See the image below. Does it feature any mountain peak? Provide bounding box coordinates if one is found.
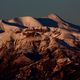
[0,14,80,80]
[47,13,64,23]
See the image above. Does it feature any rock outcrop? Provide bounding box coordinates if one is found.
[0,14,80,80]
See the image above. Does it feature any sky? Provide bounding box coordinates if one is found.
[0,0,80,25]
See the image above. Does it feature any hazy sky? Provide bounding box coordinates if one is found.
[0,0,80,25]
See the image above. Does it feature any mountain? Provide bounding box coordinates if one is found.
[0,14,80,80]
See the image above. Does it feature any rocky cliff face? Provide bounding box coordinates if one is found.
[0,14,80,80]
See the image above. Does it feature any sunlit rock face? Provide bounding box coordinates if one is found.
[0,14,80,80]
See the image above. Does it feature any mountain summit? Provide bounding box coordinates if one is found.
[0,14,80,80]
